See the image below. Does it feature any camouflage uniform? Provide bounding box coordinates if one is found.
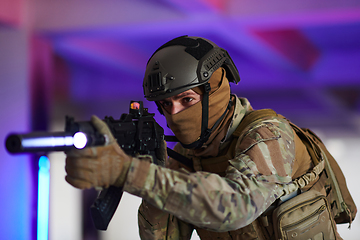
[123,96,313,239]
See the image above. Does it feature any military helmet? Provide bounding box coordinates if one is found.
[143,35,240,101]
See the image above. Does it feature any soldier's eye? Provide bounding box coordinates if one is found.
[183,97,193,103]
[159,101,172,107]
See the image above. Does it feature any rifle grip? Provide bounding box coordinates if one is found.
[90,186,124,230]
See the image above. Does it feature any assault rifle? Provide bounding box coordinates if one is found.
[5,101,165,230]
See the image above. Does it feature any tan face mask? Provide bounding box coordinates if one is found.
[163,68,231,147]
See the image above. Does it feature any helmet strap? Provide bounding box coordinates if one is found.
[155,101,164,115]
[200,82,212,141]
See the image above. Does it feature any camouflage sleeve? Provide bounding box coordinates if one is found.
[124,117,295,232]
[137,149,194,240]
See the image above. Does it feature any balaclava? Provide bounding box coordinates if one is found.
[163,67,233,150]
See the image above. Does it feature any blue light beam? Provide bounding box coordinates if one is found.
[37,156,50,240]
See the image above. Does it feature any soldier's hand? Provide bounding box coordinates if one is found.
[65,115,132,189]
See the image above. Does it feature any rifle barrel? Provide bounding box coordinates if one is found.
[5,132,75,153]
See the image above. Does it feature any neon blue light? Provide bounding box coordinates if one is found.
[37,156,50,240]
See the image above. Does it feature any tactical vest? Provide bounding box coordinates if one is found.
[190,109,356,240]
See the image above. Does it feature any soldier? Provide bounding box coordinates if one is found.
[65,36,350,239]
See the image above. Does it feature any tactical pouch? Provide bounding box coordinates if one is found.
[272,189,336,240]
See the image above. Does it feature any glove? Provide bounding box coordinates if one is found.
[65,115,132,189]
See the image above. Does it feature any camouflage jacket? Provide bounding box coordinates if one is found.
[123,96,306,240]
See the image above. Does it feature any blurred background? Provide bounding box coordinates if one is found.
[1,0,360,239]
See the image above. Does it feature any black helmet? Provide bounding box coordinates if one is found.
[143,35,240,101]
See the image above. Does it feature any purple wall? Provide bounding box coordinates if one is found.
[0,28,34,239]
